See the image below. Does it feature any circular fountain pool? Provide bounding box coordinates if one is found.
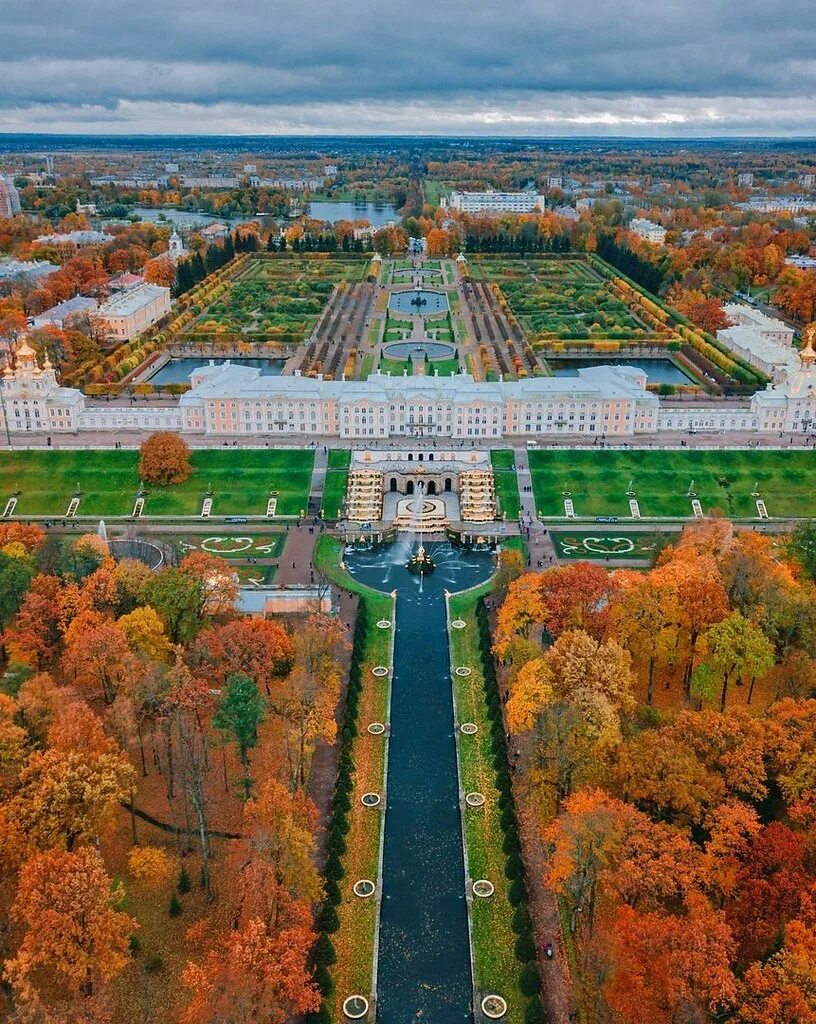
[382,340,455,361]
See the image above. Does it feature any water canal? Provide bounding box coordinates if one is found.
[345,541,494,1024]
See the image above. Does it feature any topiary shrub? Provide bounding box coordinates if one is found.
[168,893,182,917]
[519,961,542,996]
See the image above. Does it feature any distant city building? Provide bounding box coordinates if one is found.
[785,254,816,269]
[448,190,546,214]
[107,272,145,293]
[90,176,162,188]
[242,164,257,174]
[30,296,98,330]
[324,165,338,176]
[799,173,816,189]
[180,175,241,189]
[0,176,21,217]
[264,177,323,191]
[164,162,179,174]
[553,205,580,222]
[629,218,667,244]
[90,284,171,341]
[75,201,97,216]
[33,230,111,250]
[545,176,563,190]
[0,259,59,285]
[575,197,601,210]
[737,172,754,187]
[199,223,230,242]
[740,196,816,214]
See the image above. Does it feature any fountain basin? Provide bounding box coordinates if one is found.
[388,289,449,315]
[382,340,455,361]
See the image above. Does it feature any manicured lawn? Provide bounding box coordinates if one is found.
[168,531,286,560]
[322,449,351,518]
[0,449,314,518]
[491,450,521,519]
[550,528,678,561]
[448,585,525,1024]
[528,449,816,519]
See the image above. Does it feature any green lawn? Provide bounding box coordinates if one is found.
[490,450,521,519]
[322,449,351,518]
[0,449,314,518]
[528,449,816,519]
[448,586,525,1024]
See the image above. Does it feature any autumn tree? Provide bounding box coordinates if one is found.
[189,617,294,695]
[8,740,135,854]
[182,907,319,1024]
[4,847,135,1018]
[605,898,737,1024]
[508,630,634,804]
[697,612,775,712]
[139,431,192,486]
[180,551,238,617]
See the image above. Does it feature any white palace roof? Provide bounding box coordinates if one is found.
[180,361,658,407]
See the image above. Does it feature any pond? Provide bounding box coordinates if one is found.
[389,289,450,316]
[103,206,256,229]
[345,541,494,1024]
[306,200,399,226]
[548,356,695,385]
[147,357,286,385]
[382,340,455,361]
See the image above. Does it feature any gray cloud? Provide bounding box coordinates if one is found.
[1,0,816,133]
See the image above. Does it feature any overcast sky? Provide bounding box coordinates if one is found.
[1,0,816,136]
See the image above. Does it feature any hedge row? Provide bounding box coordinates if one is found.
[474,598,549,1024]
[307,598,373,1024]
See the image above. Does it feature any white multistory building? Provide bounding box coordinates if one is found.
[447,191,546,214]
[90,284,171,342]
[0,176,21,217]
[629,218,667,244]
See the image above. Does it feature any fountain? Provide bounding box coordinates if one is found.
[410,287,428,309]
[97,520,108,550]
[406,544,436,575]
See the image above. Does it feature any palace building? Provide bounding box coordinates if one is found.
[1,333,816,439]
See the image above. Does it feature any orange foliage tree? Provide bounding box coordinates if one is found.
[4,847,135,1017]
[139,431,192,485]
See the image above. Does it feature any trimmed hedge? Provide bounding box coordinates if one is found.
[474,598,545,1020]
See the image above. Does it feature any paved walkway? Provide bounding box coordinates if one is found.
[275,521,325,586]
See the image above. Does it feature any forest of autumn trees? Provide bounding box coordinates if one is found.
[496,520,816,1024]
[0,522,345,1023]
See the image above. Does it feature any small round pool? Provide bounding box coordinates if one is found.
[383,341,455,360]
[389,289,449,315]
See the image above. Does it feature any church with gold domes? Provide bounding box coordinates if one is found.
[0,337,85,433]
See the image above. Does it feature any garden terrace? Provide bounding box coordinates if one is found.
[460,276,543,381]
[468,255,766,393]
[528,448,816,520]
[180,254,371,347]
[295,277,377,380]
[0,448,314,518]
